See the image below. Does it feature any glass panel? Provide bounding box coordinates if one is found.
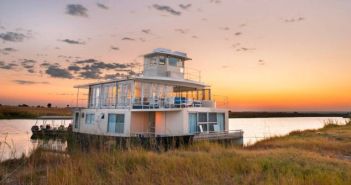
[197,124,208,133]
[159,57,166,65]
[188,113,197,134]
[115,114,124,133]
[107,114,116,133]
[209,113,217,122]
[85,114,95,124]
[217,113,225,131]
[74,112,79,128]
[198,113,207,122]
[134,81,141,105]
[209,123,216,132]
[168,57,178,66]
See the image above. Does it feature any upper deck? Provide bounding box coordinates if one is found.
[73,49,227,110]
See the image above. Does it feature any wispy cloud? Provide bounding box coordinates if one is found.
[0,32,27,42]
[0,47,17,55]
[179,4,192,10]
[284,17,305,23]
[152,4,181,16]
[21,59,36,73]
[258,59,265,65]
[60,39,85,45]
[174,28,188,34]
[141,29,151,34]
[66,4,88,17]
[219,27,230,31]
[0,61,18,70]
[111,46,119,50]
[96,3,109,10]
[13,80,49,85]
[45,64,74,79]
[121,37,135,41]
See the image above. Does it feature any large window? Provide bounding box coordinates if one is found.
[85,113,95,125]
[107,114,125,134]
[190,112,225,134]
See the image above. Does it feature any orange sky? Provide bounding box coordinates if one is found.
[0,0,351,111]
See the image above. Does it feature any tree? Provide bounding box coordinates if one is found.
[47,103,52,108]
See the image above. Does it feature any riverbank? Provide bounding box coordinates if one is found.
[0,106,72,119]
[1,120,351,184]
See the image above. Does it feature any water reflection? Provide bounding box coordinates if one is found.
[0,117,349,161]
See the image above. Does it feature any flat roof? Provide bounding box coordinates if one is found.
[74,76,209,89]
[144,48,192,60]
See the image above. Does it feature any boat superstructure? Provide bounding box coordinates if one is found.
[72,48,241,142]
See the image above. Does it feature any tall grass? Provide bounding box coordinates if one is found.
[2,122,351,185]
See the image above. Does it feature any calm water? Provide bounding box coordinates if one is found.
[229,117,348,145]
[0,117,348,161]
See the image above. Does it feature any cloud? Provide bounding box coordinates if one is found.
[60,39,85,45]
[0,47,17,55]
[141,29,151,34]
[111,46,119,50]
[21,59,36,73]
[67,65,81,72]
[73,59,135,79]
[0,32,27,42]
[46,65,73,79]
[220,27,230,31]
[284,17,305,23]
[96,3,108,10]
[234,32,242,36]
[121,37,135,41]
[0,61,18,70]
[192,35,198,39]
[152,4,181,16]
[38,59,137,80]
[66,4,88,17]
[179,4,192,10]
[174,29,188,34]
[13,80,49,85]
[210,0,221,4]
[79,68,101,79]
[258,59,265,65]
[236,47,256,52]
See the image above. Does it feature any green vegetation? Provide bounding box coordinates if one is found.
[1,120,351,185]
[0,105,72,119]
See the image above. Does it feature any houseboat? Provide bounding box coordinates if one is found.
[72,48,243,144]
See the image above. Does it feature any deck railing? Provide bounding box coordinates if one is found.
[128,130,244,139]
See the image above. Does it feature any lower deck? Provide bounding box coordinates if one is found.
[72,107,231,138]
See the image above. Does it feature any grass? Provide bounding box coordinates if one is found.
[0,105,72,119]
[1,120,351,185]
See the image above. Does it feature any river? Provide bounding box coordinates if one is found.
[0,117,348,161]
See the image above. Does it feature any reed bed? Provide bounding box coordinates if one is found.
[1,119,351,185]
[0,106,71,119]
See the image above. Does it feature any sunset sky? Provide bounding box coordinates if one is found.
[0,0,351,111]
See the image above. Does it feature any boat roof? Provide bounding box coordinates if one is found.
[144,48,192,60]
[74,76,209,89]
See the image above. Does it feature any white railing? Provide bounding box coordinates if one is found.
[193,130,244,140]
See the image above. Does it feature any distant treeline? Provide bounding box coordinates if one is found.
[0,105,72,119]
[229,111,351,118]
